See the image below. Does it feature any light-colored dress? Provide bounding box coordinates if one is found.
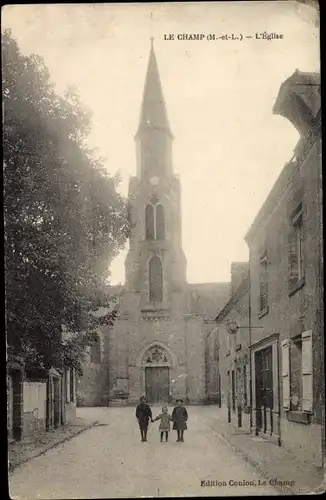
[155,413,172,431]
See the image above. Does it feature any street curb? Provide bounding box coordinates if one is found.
[216,429,295,495]
[215,428,324,496]
[9,420,99,474]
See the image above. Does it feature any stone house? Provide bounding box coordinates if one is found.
[244,71,322,466]
[215,263,250,430]
[205,325,220,405]
[7,325,77,441]
[7,361,76,440]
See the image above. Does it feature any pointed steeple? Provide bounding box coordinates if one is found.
[136,39,173,138]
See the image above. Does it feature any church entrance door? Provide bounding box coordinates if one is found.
[145,367,169,404]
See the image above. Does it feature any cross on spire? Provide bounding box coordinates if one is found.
[150,11,153,42]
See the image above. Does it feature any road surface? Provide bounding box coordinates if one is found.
[9,406,278,498]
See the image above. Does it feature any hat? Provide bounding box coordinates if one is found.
[176,398,184,403]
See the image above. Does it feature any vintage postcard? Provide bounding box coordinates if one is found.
[4,1,322,498]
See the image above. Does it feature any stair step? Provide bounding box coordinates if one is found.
[109,399,129,407]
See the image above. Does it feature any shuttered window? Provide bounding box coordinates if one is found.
[281,339,290,410]
[259,252,268,313]
[288,231,298,287]
[289,203,304,293]
[301,330,313,412]
[289,337,302,410]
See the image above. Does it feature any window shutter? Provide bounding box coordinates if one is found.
[288,231,298,287]
[260,282,268,311]
[301,330,313,412]
[281,339,290,410]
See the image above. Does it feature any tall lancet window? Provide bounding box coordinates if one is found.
[149,256,163,302]
[145,197,165,240]
[145,204,155,239]
[156,204,165,240]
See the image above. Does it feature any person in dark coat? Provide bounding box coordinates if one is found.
[136,396,152,442]
[172,398,188,442]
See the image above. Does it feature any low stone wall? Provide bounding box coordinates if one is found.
[23,411,46,436]
[23,382,47,436]
[65,402,76,424]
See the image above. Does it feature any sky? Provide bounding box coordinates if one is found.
[3,2,320,285]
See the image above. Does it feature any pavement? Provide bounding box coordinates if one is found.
[208,406,325,496]
[8,406,324,498]
[9,405,279,499]
[8,416,99,473]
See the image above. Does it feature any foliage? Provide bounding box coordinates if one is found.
[3,30,130,374]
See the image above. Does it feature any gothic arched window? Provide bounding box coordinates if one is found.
[145,346,169,364]
[149,256,163,302]
[156,204,165,240]
[145,199,165,240]
[145,204,155,240]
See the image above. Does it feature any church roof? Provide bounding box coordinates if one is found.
[188,282,231,320]
[135,39,173,138]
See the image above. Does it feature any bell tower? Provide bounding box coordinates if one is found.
[81,38,228,408]
[124,39,187,313]
[135,37,173,180]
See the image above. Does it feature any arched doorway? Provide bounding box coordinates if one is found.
[142,345,171,404]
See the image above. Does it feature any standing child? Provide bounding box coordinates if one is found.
[136,396,153,442]
[152,406,172,442]
[172,398,188,442]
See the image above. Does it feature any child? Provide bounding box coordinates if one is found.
[152,406,172,442]
[172,398,188,442]
[136,396,153,442]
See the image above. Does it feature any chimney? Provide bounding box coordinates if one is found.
[231,262,249,294]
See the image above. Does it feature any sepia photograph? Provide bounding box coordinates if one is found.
[3,1,323,498]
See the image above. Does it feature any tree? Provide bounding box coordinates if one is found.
[3,30,130,374]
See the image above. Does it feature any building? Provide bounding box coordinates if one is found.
[7,322,77,441]
[7,355,76,440]
[215,263,250,429]
[7,349,25,442]
[244,70,322,466]
[77,40,230,406]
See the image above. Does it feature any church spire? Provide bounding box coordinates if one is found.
[136,39,173,138]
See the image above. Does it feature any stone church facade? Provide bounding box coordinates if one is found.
[77,41,230,406]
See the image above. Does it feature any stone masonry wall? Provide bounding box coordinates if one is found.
[247,139,323,465]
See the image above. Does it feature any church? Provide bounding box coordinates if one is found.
[77,40,231,406]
